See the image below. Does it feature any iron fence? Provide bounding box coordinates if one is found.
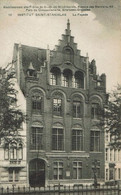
[0,184,121,195]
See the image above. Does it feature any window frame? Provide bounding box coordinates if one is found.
[31,127,43,150]
[53,161,63,180]
[50,72,57,85]
[72,161,82,179]
[9,168,19,182]
[91,103,100,119]
[62,74,69,87]
[72,129,83,151]
[52,128,64,151]
[53,98,62,116]
[90,130,100,152]
[32,95,42,113]
[73,101,82,118]
[4,143,23,160]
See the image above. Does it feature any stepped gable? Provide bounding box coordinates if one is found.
[50,19,85,70]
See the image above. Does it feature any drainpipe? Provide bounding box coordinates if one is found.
[46,45,50,85]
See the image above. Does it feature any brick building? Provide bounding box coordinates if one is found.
[13,20,108,187]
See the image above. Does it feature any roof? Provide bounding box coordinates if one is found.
[14,43,46,73]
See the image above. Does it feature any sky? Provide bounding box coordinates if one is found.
[0,0,121,92]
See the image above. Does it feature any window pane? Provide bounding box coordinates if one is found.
[72,130,83,151]
[31,127,43,150]
[53,99,62,116]
[9,169,13,182]
[90,131,100,151]
[52,128,64,151]
[53,162,63,180]
[18,145,23,160]
[32,96,42,111]
[15,169,19,181]
[4,147,9,160]
[73,162,82,179]
[91,103,100,119]
[73,102,81,118]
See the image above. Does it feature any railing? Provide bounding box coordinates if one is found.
[0,184,121,195]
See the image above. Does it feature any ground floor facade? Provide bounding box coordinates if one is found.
[28,151,105,187]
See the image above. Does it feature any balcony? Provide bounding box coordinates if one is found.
[10,159,21,165]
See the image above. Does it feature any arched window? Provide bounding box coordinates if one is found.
[91,103,100,119]
[53,98,62,116]
[18,144,23,160]
[4,144,9,160]
[62,69,72,87]
[52,92,64,117]
[63,46,74,63]
[10,143,17,160]
[74,71,84,89]
[90,96,102,120]
[72,96,83,118]
[32,95,42,110]
[50,67,61,85]
[31,91,43,114]
[4,143,23,161]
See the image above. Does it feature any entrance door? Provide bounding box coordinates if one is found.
[29,158,45,187]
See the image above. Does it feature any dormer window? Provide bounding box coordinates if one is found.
[27,62,37,78]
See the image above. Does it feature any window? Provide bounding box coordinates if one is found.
[105,148,108,161]
[118,168,121,179]
[74,71,84,89]
[32,95,42,112]
[105,131,109,142]
[118,149,120,161]
[53,98,62,116]
[31,127,43,150]
[73,162,82,179]
[110,149,113,162]
[10,143,17,160]
[18,144,23,160]
[106,169,109,180]
[4,145,9,160]
[96,162,100,178]
[50,72,57,85]
[109,168,114,180]
[72,129,83,151]
[4,143,23,160]
[63,47,74,63]
[91,103,100,119]
[9,168,19,182]
[52,128,64,151]
[73,101,82,118]
[90,131,100,151]
[62,74,69,87]
[53,162,63,180]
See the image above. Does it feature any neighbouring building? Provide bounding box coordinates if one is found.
[105,131,121,182]
[0,67,27,187]
[12,20,108,187]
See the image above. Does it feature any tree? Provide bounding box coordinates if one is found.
[0,66,25,145]
[105,84,121,149]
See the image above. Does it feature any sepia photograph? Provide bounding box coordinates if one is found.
[0,0,121,194]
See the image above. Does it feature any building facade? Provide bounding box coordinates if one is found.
[13,20,108,187]
[0,68,27,187]
[105,131,121,182]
